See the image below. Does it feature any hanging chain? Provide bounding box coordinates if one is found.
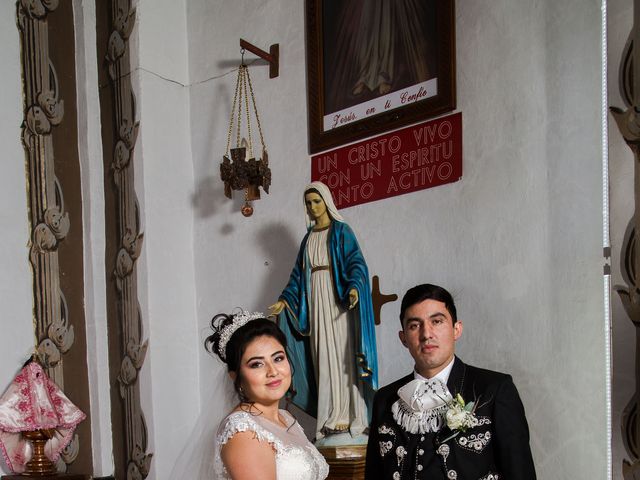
[236,66,244,148]
[242,66,254,158]
[245,66,265,152]
[225,63,243,154]
[224,50,267,157]
[235,49,246,149]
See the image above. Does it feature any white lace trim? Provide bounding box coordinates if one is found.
[391,397,448,434]
[217,412,284,454]
[215,411,329,480]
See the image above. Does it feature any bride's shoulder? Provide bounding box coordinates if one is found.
[217,410,278,447]
[217,410,254,438]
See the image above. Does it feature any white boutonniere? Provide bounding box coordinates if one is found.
[441,393,479,442]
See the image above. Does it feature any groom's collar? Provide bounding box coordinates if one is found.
[413,357,455,386]
[446,356,466,394]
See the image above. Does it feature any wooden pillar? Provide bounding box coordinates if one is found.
[610,0,640,477]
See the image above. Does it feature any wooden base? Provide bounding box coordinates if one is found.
[318,444,366,480]
[2,475,90,479]
[623,458,640,480]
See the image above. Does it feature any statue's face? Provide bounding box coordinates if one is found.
[305,192,328,221]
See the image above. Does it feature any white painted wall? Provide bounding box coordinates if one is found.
[133,0,200,478]
[73,0,113,476]
[607,1,637,478]
[0,4,43,474]
[183,0,606,479]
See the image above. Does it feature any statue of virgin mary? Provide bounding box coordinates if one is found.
[270,181,378,444]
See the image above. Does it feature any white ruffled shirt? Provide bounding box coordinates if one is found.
[391,358,456,434]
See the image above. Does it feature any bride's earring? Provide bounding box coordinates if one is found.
[239,385,249,403]
[285,385,296,406]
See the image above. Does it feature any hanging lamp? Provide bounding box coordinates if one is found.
[220,50,271,217]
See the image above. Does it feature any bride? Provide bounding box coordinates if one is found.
[204,311,329,480]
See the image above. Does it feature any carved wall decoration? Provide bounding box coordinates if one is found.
[97,1,153,478]
[17,0,70,381]
[610,7,640,478]
[16,0,92,473]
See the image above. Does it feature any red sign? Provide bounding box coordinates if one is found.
[311,112,462,209]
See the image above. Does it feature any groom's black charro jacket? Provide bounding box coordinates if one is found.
[365,357,536,480]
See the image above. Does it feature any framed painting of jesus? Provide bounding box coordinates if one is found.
[306,0,456,154]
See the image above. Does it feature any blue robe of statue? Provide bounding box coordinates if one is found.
[278,221,378,419]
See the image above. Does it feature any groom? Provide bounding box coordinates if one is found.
[365,284,536,479]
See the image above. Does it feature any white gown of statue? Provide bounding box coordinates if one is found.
[214,410,329,480]
[307,228,368,439]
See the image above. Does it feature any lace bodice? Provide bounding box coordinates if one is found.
[214,410,329,480]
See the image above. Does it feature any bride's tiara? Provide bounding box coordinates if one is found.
[218,310,264,360]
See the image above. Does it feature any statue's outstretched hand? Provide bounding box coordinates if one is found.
[348,288,359,310]
[269,300,286,316]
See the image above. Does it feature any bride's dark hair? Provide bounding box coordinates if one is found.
[205,313,290,402]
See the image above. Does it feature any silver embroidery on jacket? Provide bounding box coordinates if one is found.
[436,443,450,463]
[379,441,393,457]
[378,424,396,436]
[395,446,407,467]
[475,416,491,426]
[479,473,500,480]
[456,431,491,453]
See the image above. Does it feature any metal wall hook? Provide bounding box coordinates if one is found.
[239,38,279,78]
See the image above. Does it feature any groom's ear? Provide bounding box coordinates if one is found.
[398,330,408,347]
[453,320,463,341]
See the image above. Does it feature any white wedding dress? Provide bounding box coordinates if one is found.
[214,410,329,480]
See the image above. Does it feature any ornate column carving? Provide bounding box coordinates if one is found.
[16,0,85,471]
[104,1,152,478]
[610,1,640,477]
[17,0,72,385]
